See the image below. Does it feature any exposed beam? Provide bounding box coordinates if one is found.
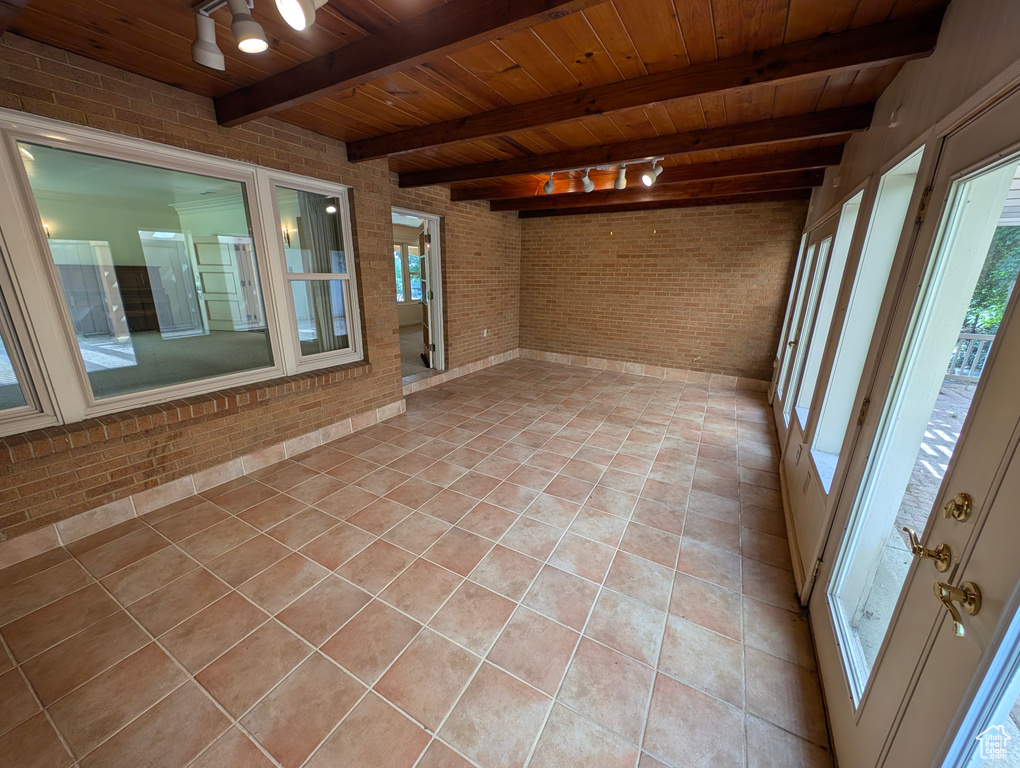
[451,145,844,201]
[400,104,873,187]
[215,0,605,127]
[349,11,941,162]
[517,190,812,218]
[0,0,31,34]
[490,170,823,211]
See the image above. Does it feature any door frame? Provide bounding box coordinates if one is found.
[392,206,445,372]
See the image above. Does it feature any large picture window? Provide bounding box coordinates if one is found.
[0,108,363,434]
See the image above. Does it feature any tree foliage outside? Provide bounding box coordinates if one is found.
[964,226,1020,333]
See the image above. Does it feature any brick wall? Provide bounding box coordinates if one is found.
[0,33,518,540]
[391,182,520,368]
[519,201,808,380]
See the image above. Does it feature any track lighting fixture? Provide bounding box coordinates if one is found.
[582,169,594,193]
[641,158,664,186]
[615,166,627,190]
[227,0,269,53]
[543,173,556,194]
[191,11,226,71]
[276,0,328,31]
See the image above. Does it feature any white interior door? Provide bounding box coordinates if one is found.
[810,85,1020,768]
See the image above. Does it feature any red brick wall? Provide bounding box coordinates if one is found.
[391,182,520,368]
[519,201,808,380]
[0,33,518,540]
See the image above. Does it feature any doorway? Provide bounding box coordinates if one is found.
[810,85,1020,768]
[392,207,444,384]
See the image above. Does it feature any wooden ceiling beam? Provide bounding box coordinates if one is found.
[490,170,823,211]
[348,11,941,162]
[399,104,873,188]
[0,0,31,34]
[214,0,605,127]
[450,145,844,201]
[517,190,813,218]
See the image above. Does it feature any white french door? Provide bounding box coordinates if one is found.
[811,85,1020,768]
[772,217,837,446]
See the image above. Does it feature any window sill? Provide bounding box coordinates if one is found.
[0,360,372,463]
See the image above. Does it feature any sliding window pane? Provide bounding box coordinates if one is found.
[290,280,350,355]
[18,142,273,400]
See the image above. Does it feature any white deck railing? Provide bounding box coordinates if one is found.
[946,333,995,382]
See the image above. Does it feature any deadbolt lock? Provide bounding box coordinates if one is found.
[902,527,951,572]
[943,492,972,522]
[934,581,981,637]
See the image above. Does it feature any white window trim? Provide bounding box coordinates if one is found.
[393,240,421,304]
[0,107,364,433]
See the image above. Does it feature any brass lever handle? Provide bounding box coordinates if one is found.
[902,527,951,572]
[933,581,981,637]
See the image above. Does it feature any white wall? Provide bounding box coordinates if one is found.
[807,0,1020,227]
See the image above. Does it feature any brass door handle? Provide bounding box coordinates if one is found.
[934,581,981,637]
[943,492,972,522]
[903,527,951,572]
[788,340,797,347]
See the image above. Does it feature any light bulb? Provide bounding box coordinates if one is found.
[276,0,314,30]
[615,166,627,190]
[227,0,269,53]
[641,162,663,187]
[325,203,337,214]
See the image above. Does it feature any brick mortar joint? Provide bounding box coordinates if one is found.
[0,361,374,461]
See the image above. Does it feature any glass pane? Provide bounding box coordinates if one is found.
[829,155,1020,698]
[777,244,817,401]
[19,141,273,400]
[394,246,405,302]
[784,236,832,425]
[812,149,924,491]
[290,280,350,356]
[0,330,28,410]
[408,245,422,301]
[275,187,347,274]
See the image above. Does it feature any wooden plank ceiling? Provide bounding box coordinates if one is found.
[8,0,948,217]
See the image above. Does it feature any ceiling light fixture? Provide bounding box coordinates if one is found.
[582,169,594,193]
[226,0,269,53]
[615,166,627,190]
[276,0,328,31]
[543,173,556,194]
[191,11,226,70]
[641,158,664,187]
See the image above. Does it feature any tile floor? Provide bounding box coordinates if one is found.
[0,359,833,768]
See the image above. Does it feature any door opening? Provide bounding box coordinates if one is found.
[392,208,444,384]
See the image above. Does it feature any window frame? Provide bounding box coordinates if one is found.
[393,240,422,304]
[0,107,364,432]
[265,174,363,372]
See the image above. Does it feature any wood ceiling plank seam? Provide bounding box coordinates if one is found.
[400,64,497,114]
[397,103,874,186]
[771,77,826,118]
[783,0,861,43]
[419,57,517,111]
[345,12,941,161]
[490,28,582,96]
[580,2,650,81]
[354,79,458,127]
[609,0,691,74]
[445,41,555,104]
[367,71,478,123]
[528,10,627,89]
[289,97,401,136]
[671,0,718,65]
[515,189,811,217]
[215,0,609,125]
[325,0,401,35]
[815,69,860,112]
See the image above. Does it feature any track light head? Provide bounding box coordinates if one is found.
[582,169,594,193]
[276,0,327,30]
[641,159,663,187]
[191,12,226,71]
[614,166,627,190]
[227,0,269,53]
[543,173,555,194]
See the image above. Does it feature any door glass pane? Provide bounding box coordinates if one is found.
[290,280,350,356]
[18,141,273,400]
[777,243,817,401]
[812,149,924,491]
[829,155,1020,699]
[394,246,405,302]
[408,245,422,301]
[0,330,28,410]
[784,237,832,425]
